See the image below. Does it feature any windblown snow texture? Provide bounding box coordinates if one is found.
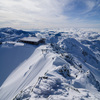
[0,28,100,100]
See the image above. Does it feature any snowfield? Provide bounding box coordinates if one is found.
[0,28,100,100]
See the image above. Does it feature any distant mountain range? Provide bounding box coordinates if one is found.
[0,27,100,100]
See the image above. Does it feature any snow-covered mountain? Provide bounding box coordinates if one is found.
[0,27,40,43]
[0,28,100,100]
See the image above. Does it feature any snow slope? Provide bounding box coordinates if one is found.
[0,45,56,100]
[0,44,33,86]
[0,28,100,100]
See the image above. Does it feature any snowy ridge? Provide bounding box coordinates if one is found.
[0,45,56,100]
[0,28,100,100]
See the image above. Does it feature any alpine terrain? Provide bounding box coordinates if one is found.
[0,27,100,100]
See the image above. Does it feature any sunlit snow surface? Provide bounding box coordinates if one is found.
[20,37,40,42]
[0,28,100,100]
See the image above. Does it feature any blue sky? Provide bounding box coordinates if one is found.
[0,0,100,30]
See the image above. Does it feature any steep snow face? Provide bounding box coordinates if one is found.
[58,38,100,69]
[0,44,34,86]
[0,28,100,100]
[0,45,57,100]
[73,70,100,91]
[13,57,100,100]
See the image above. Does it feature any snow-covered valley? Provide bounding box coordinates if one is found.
[0,27,100,100]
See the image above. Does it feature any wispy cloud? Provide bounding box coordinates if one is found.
[0,0,100,29]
